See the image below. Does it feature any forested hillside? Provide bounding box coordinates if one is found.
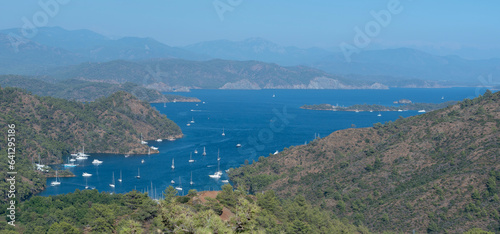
[0,87,182,201]
[0,75,200,103]
[230,90,500,233]
[0,185,369,233]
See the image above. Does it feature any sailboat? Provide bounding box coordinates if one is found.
[441,96,444,100]
[222,127,225,136]
[73,146,90,158]
[171,179,175,184]
[140,133,147,145]
[175,176,182,191]
[64,157,77,167]
[377,112,382,117]
[209,152,222,179]
[190,117,195,123]
[109,172,115,188]
[75,146,89,160]
[189,153,194,163]
[164,102,166,107]
[217,149,220,161]
[85,178,89,189]
[171,158,175,169]
[202,147,206,156]
[190,172,194,185]
[136,168,141,179]
[194,149,198,154]
[118,170,122,182]
[51,170,61,186]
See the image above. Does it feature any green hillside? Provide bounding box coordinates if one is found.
[0,75,199,103]
[230,90,500,233]
[0,185,369,233]
[0,87,182,202]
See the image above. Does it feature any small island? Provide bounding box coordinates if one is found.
[301,101,457,112]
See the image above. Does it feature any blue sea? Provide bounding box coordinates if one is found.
[40,88,482,197]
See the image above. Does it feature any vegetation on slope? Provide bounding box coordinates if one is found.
[230,90,500,233]
[0,75,200,103]
[0,87,182,202]
[0,185,368,233]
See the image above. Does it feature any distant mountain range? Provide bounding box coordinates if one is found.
[1,27,499,87]
[43,59,387,91]
[184,39,500,84]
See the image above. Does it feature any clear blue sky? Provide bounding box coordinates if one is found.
[1,0,499,51]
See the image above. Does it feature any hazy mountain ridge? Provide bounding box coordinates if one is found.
[184,38,500,85]
[229,90,500,232]
[2,27,498,87]
[44,59,388,90]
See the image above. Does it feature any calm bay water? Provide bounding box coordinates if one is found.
[40,88,480,197]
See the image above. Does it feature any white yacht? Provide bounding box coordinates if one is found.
[150,146,158,150]
[64,157,77,167]
[72,146,89,157]
[82,172,92,177]
[51,170,61,186]
[209,152,222,179]
[194,149,198,154]
[236,144,242,148]
[140,133,148,145]
[418,110,426,113]
[118,170,122,183]
[273,150,279,155]
[109,172,115,188]
[156,138,163,142]
[175,176,182,191]
[92,159,103,165]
